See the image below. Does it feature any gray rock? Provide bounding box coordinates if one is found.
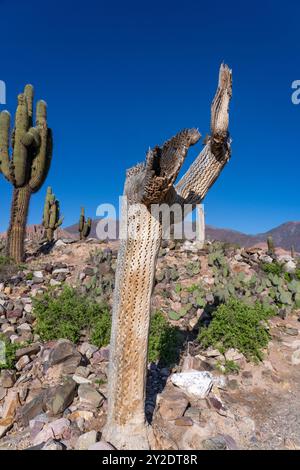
[15,343,40,359]
[78,383,104,408]
[202,435,227,450]
[42,439,66,450]
[46,379,77,416]
[0,370,16,388]
[47,339,82,375]
[0,386,7,400]
[17,392,46,426]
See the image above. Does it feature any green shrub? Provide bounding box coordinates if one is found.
[198,298,275,362]
[33,286,111,345]
[0,334,20,369]
[216,359,240,375]
[148,311,182,366]
[261,261,284,276]
[295,269,300,281]
[90,310,111,348]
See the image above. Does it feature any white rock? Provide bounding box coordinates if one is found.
[52,268,70,275]
[15,355,30,371]
[72,374,91,384]
[10,335,20,344]
[50,279,61,286]
[54,240,66,248]
[291,349,300,365]
[88,441,115,450]
[33,271,44,279]
[170,371,213,399]
[260,255,273,264]
[283,260,296,274]
[76,430,97,450]
[17,323,32,333]
[24,304,32,313]
[224,348,244,362]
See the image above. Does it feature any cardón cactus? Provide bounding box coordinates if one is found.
[78,207,92,240]
[42,187,63,242]
[0,85,52,262]
[267,236,275,257]
[103,64,232,449]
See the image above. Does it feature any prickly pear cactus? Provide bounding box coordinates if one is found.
[78,207,92,240]
[42,187,63,242]
[0,85,52,262]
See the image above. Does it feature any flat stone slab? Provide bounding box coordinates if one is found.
[170,371,213,399]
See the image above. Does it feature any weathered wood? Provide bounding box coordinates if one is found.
[103,64,232,450]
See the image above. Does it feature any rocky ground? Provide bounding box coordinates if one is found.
[0,237,300,450]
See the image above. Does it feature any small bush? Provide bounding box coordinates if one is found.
[198,298,275,362]
[33,286,111,345]
[0,334,20,369]
[90,310,111,348]
[295,268,300,281]
[216,359,240,375]
[148,311,183,366]
[261,261,284,276]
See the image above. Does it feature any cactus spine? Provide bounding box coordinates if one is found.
[267,236,275,257]
[42,187,63,242]
[0,85,52,262]
[78,207,92,240]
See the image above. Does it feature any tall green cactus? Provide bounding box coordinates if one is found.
[42,187,63,242]
[78,207,92,240]
[0,85,52,262]
[267,236,275,257]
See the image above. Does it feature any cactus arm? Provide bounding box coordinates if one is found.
[0,110,12,181]
[24,84,34,125]
[124,128,200,207]
[174,63,232,205]
[29,100,52,192]
[82,217,91,238]
[79,207,85,232]
[11,93,30,187]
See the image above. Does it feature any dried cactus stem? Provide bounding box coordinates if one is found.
[7,186,31,262]
[103,204,161,450]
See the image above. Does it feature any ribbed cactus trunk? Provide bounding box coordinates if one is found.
[7,186,31,263]
[103,64,232,450]
[104,204,162,449]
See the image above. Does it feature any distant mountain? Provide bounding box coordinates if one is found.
[65,220,300,252]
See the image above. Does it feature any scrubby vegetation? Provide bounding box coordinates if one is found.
[33,286,111,346]
[148,311,183,366]
[198,298,275,362]
[0,334,21,369]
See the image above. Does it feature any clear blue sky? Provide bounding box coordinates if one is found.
[0,0,299,234]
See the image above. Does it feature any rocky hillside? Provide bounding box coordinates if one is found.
[65,220,300,252]
[0,238,300,450]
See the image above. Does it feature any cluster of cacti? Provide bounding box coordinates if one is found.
[267,236,275,256]
[42,187,63,242]
[163,255,300,325]
[0,85,52,262]
[78,207,92,240]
